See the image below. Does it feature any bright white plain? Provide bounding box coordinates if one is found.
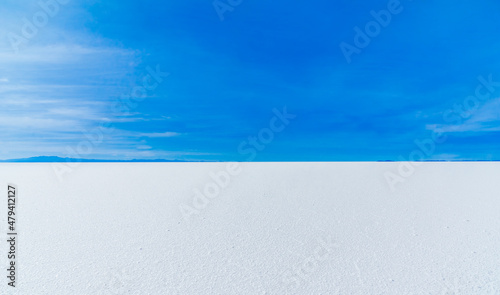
[1,162,499,294]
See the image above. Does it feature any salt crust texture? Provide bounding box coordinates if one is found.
[0,162,499,294]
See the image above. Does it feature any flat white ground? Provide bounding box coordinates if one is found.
[1,162,499,294]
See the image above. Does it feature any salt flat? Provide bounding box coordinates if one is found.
[1,162,499,294]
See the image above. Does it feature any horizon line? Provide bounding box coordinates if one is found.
[1,156,499,163]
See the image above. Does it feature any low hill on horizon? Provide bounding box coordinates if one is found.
[0,156,202,163]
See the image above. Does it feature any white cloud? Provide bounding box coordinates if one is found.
[0,2,176,160]
[139,132,181,138]
[429,97,500,133]
[0,116,80,131]
[99,130,182,139]
[0,44,137,64]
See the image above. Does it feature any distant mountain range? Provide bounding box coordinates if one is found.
[0,156,203,163]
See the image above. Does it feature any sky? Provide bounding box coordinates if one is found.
[1,0,500,161]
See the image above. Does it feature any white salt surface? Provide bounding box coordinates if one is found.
[1,162,499,294]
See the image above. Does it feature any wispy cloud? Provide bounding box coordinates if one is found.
[0,25,143,159]
[428,98,500,133]
[139,132,181,138]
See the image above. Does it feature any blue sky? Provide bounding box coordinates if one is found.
[1,0,500,161]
